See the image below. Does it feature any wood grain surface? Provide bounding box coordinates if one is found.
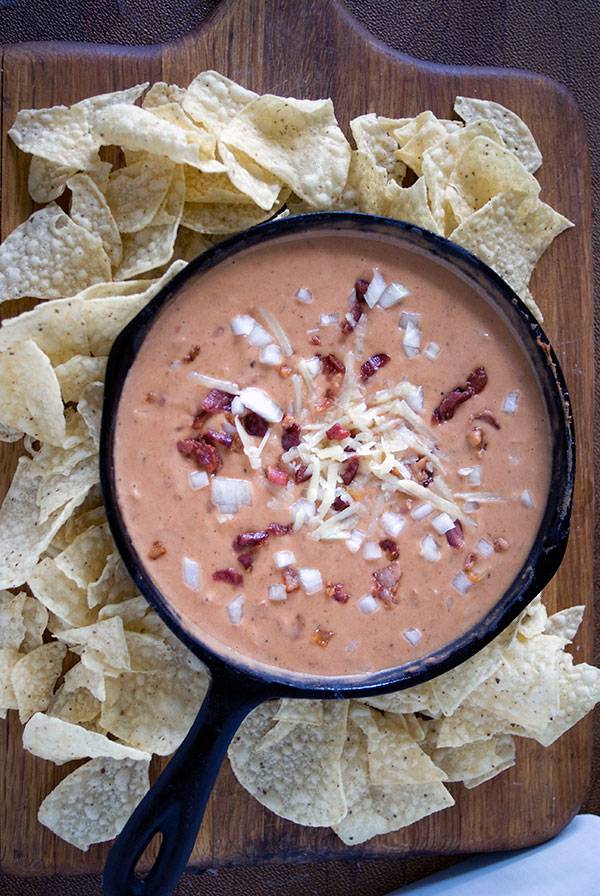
[0,0,594,878]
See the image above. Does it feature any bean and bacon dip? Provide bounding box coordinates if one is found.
[115,232,550,676]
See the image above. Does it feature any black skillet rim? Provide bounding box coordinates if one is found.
[99,211,575,701]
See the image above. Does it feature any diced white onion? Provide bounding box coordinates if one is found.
[476,538,494,557]
[299,568,323,595]
[274,550,296,568]
[182,557,201,591]
[295,287,313,304]
[381,512,405,538]
[190,371,239,394]
[424,341,441,360]
[520,489,534,508]
[227,594,244,624]
[364,269,387,308]
[358,594,379,615]
[464,500,480,512]
[320,312,340,326]
[363,541,383,560]
[399,311,422,329]
[458,466,474,478]
[189,470,209,491]
[404,627,422,646]
[247,322,273,347]
[345,529,365,554]
[503,391,520,414]
[239,386,283,422]
[230,314,256,336]
[259,343,283,366]
[231,395,245,416]
[291,498,317,531]
[468,466,481,486]
[268,584,287,602]
[431,512,455,535]
[411,501,433,521]
[305,356,321,377]
[403,318,421,358]
[343,312,357,330]
[211,477,253,514]
[420,534,441,562]
[379,281,410,308]
[405,385,424,414]
[452,571,473,594]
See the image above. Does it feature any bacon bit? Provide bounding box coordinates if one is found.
[354,278,370,302]
[282,566,300,593]
[281,419,301,450]
[191,411,207,430]
[340,456,360,486]
[411,456,434,487]
[266,521,292,537]
[332,496,350,512]
[445,519,464,549]
[320,353,346,377]
[493,537,509,552]
[372,562,402,606]
[182,345,200,363]
[201,389,233,412]
[341,299,364,334]
[203,429,234,448]
[294,464,311,484]
[474,409,501,430]
[237,552,254,571]
[242,411,269,437]
[212,568,243,586]
[325,582,351,604]
[176,438,221,473]
[279,364,293,378]
[432,366,488,424]
[233,529,269,551]
[379,538,400,561]
[360,353,391,381]
[145,391,165,406]
[326,422,351,441]
[309,333,321,346]
[463,552,477,572]
[466,427,486,451]
[266,465,289,486]
[311,625,335,647]
[148,540,166,560]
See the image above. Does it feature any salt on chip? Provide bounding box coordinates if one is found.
[431,734,516,785]
[105,156,176,233]
[183,70,258,136]
[28,557,94,628]
[38,756,150,851]
[217,143,283,210]
[0,204,111,303]
[0,297,89,366]
[57,617,130,677]
[454,96,543,173]
[182,194,285,234]
[544,605,585,646]
[221,95,351,208]
[11,642,67,722]
[386,177,442,234]
[23,712,150,764]
[55,356,107,403]
[0,647,22,711]
[68,173,122,268]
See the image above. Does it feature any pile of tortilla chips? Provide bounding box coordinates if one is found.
[0,71,595,851]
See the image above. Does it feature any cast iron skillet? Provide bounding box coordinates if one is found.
[100,212,575,896]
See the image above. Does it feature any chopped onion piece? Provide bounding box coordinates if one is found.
[381,512,406,538]
[405,385,424,414]
[239,386,283,422]
[464,500,480,512]
[503,390,520,414]
[404,627,422,646]
[452,571,473,594]
[363,541,383,560]
[411,502,433,521]
[320,312,340,326]
[182,557,201,591]
[230,314,256,336]
[364,269,387,308]
[379,281,410,308]
[458,466,474,478]
[231,395,245,416]
[189,470,209,491]
[521,489,535,508]
[477,538,494,557]
[421,534,441,562]
[298,568,323,595]
[424,341,441,360]
[431,512,455,535]
[296,287,313,304]
[274,550,296,568]
[259,343,283,366]
[247,322,273,347]
[292,499,316,531]
[190,371,240,394]
[305,355,321,377]
[358,594,379,615]
[227,594,244,624]
[211,477,252,514]
[259,308,293,356]
[345,529,365,554]
[268,584,287,602]
[403,319,421,358]
[468,466,481,486]
[399,311,422,329]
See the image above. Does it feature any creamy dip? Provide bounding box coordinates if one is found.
[114,230,551,677]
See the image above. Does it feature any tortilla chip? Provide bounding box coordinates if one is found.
[184,165,250,204]
[386,176,441,234]
[0,204,111,303]
[68,173,122,268]
[77,381,103,448]
[143,82,186,109]
[0,591,44,650]
[124,632,176,672]
[55,356,107,403]
[434,699,523,749]
[57,617,130,677]
[454,96,542,172]
[55,522,114,589]
[182,195,284,234]
[0,297,89,365]
[516,594,548,640]
[38,454,99,525]
[23,712,150,763]
[350,113,408,181]
[11,642,67,722]
[364,680,440,717]
[98,595,149,627]
[431,734,515,784]
[341,150,388,214]
[395,111,458,176]
[9,104,98,169]
[532,653,600,747]
[0,339,66,446]
[274,699,324,725]
[171,227,212,263]
[229,701,348,826]
[87,552,136,610]
[221,96,351,208]
[183,70,258,136]
[0,647,22,711]
[105,156,176,233]
[544,605,585,645]
[28,557,94,628]
[49,660,104,724]
[217,143,282,210]
[28,156,78,203]
[450,137,539,216]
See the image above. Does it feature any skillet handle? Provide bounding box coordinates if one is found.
[102,675,260,896]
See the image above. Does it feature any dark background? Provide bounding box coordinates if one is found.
[1,1,598,893]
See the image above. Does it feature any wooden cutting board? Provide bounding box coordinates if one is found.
[0,0,594,877]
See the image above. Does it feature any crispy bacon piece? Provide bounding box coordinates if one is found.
[201,388,233,412]
[354,278,370,302]
[474,409,501,430]
[203,429,234,448]
[445,519,464,549]
[340,456,360,486]
[282,566,300,593]
[233,530,269,551]
[325,582,351,604]
[191,411,207,430]
[379,538,399,561]
[148,540,166,560]
[294,463,311,483]
[320,353,346,378]
[242,411,269,437]
[309,332,321,346]
[176,438,221,473]
[326,422,351,441]
[332,496,350,512]
[182,345,200,363]
[341,286,365,334]
[267,521,292,537]
[266,466,289,486]
[432,366,488,424]
[312,625,334,647]
[237,552,254,571]
[212,568,243,586]
[372,562,402,606]
[360,352,390,381]
[281,418,301,450]
[145,391,165,406]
